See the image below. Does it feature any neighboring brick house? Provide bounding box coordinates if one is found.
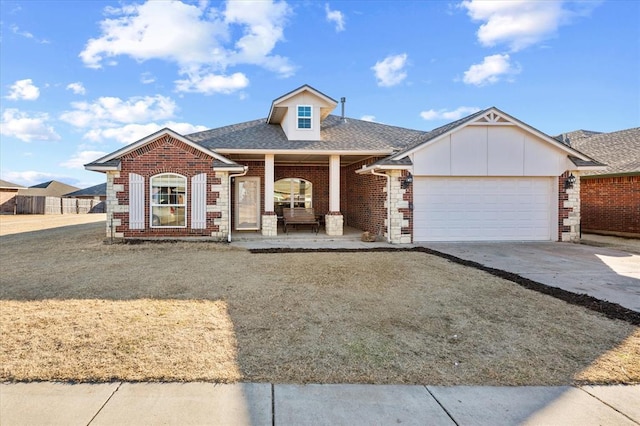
[0,180,25,214]
[560,128,639,238]
[86,85,602,243]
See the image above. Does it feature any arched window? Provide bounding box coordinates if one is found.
[150,173,186,227]
[274,178,312,215]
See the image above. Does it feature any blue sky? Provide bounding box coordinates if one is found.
[1,0,638,188]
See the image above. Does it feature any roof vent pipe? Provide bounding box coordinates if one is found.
[341,97,346,119]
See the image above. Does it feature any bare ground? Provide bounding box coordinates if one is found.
[0,215,638,385]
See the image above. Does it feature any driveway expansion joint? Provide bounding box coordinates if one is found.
[87,381,121,425]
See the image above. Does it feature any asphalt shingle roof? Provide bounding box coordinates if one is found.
[64,183,106,197]
[568,127,640,175]
[0,179,25,189]
[187,115,425,152]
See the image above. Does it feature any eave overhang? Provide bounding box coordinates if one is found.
[84,128,239,173]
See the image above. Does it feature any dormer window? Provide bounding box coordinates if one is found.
[297,105,312,129]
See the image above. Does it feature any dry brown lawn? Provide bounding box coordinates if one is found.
[0,215,638,385]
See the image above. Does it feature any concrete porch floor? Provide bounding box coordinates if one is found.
[230,225,394,249]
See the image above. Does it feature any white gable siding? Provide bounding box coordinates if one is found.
[487,127,525,175]
[411,125,570,176]
[278,92,326,141]
[191,173,207,229]
[451,127,488,175]
[129,173,145,229]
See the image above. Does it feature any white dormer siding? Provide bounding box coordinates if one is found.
[268,85,338,141]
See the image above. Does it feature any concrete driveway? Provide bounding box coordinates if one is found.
[422,242,640,312]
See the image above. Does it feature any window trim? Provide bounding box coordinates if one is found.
[150,173,187,228]
[296,105,312,130]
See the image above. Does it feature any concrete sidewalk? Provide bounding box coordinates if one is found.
[1,382,638,425]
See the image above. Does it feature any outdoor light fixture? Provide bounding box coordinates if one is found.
[564,173,576,189]
[401,173,413,189]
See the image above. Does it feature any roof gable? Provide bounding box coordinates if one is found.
[85,128,238,171]
[394,107,598,164]
[267,84,338,124]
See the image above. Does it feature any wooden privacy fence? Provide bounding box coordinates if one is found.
[15,196,103,214]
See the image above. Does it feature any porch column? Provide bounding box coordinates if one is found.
[326,154,343,235]
[262,154,277,236]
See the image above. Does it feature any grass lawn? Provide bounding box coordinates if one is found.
[0,216,638,385]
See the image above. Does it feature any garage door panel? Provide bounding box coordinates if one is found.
[414,177,553,242]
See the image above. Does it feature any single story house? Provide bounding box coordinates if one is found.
[560,128,639,238]
[18,180,80,197]
[64,183,107,201]
[86,85,603,243]
[64,182,107,213]
[0,179,26,214]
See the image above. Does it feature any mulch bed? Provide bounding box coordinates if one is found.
[250,247,640,326]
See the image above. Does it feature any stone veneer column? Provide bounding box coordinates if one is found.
[387,170,411,244]
[325,213,344,236]
[209,171,228,240]
[562,172,581,242]
[262,213,278,236]
[105,171,126,239]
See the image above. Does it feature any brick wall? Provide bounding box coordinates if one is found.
[113,135,222,238]
[581,174,639,236]
[342,158,387,235]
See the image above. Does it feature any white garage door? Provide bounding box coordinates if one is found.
[413,177,554,242]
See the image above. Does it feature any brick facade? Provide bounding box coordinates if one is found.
[106,136,583,242]
[342,159,387,236]
[110,135,225,238]
[580,174,639,237]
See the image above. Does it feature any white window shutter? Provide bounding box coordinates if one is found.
[191,173,207,229]
[129,173,145,229]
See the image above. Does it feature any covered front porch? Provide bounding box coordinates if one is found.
[223,151,389,239]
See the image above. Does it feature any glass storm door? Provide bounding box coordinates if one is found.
[235,177,260,230]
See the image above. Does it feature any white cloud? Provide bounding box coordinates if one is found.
[6,79,40,100]
[79,0,294,93]
[175,72,249,95]
[372,53,408,87]
[223,0,294,76]
[360,115,376,122]
[66,82,86,95]
[460,0,599,52]
[0,109,60,142]
[462,54,520,86]
[60,95,177,128]
[140,72,156,84]
[60,150,108,169]
[10,24,50,44]
[325,4,346,32]
[84,121,208,144]
[420,106,481,121]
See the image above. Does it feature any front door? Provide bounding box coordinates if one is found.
[235,177,261,230]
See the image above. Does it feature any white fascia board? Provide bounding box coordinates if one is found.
[92,128,237,166]
[575,165,608,171]
[84,164,120,172]
[213,165,247,172]
[356,163,412,174]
